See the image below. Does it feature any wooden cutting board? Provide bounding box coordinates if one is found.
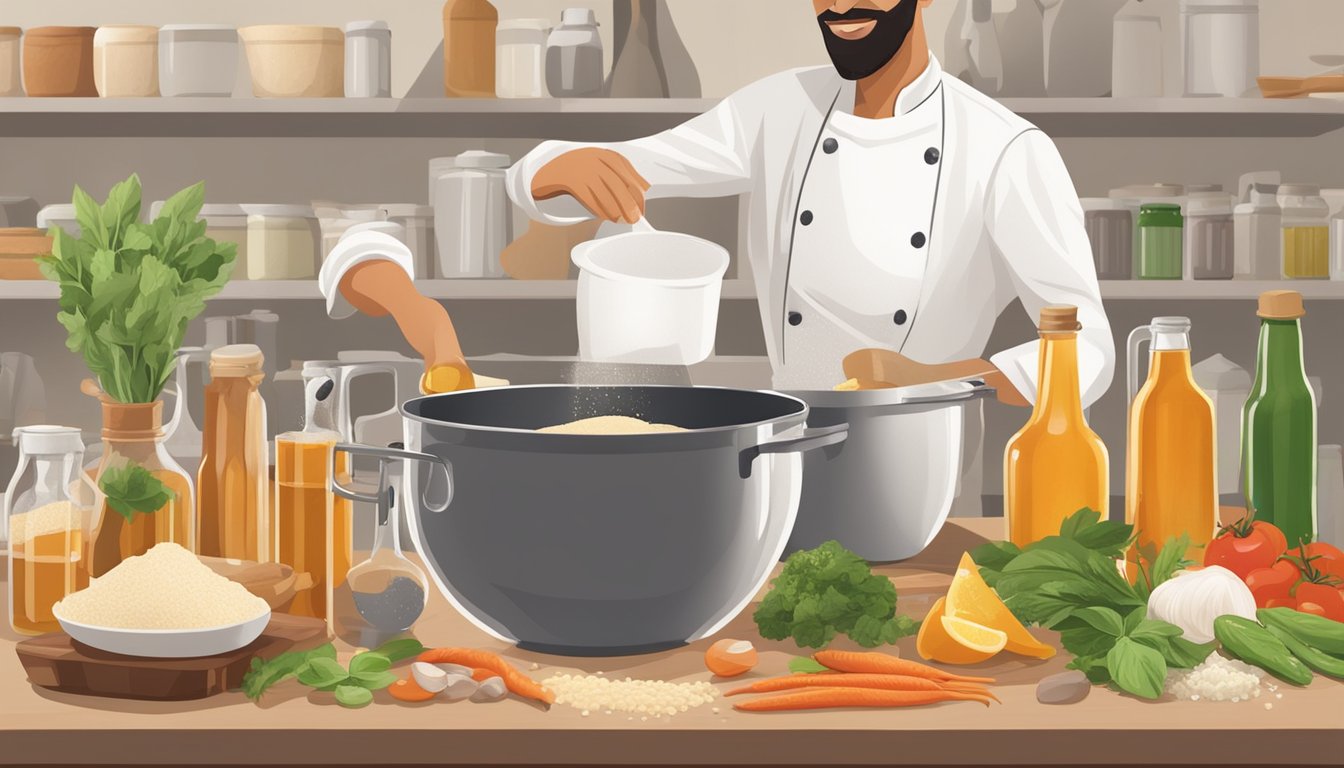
[15,614,328,701]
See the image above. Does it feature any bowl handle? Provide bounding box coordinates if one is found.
[331,443,454,513]
[738,424,848,479]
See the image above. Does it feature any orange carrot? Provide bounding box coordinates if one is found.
[726,674,997,701]
[418,648,554,704]
[389,676,437,703]
[471,667,497,683]
[813,650,995,684]
[733,686,994,712]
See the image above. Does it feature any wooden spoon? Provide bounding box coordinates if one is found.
[1258,75,1344,99]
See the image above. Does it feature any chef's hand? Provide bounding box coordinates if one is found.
[842,349,1030,407]
[338,259,472,375]
[531,148,651,224]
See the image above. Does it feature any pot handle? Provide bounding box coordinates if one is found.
[331,443,453,513]
[739,424,848,479]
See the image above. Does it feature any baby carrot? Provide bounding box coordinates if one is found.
[471,668,496,682]
[726,674,998,701]
[813,650,995,684]
[733,687,994,712]
[418,648,555,704]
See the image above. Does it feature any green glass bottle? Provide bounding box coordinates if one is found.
[1242,290,1317,548]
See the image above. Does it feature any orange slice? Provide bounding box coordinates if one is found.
[917,596,1005,665]
[945,553,1057,660]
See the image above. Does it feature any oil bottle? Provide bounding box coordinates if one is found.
[1125,317,1217,577]
[196,344,270,562]
[1005,306,1110,547]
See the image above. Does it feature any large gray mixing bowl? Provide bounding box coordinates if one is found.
[388,385,845,657]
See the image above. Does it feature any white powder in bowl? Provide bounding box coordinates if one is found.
[1166,653,1265,702]
[538,416,687,435]
[54,543,270,629]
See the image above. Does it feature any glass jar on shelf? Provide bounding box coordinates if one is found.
[1138,203,1184,280]
[5,426,97,635]
[88,392,195,578]
[1280,184,1330,280]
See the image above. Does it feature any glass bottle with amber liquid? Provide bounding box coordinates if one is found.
[1005,306,1110,547]
[197,345,270,562]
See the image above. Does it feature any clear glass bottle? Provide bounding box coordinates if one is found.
[5,426,95,635]
[546,8,604,97]
[274,375,350,629]
[1005,306,1110,547]
[1125,318,1217,577]
[197,344,270,562]
[1280,184,1330,280]
[89,397,195,578]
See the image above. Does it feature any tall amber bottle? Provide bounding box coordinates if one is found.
[442,0,498,97]
[1125,317,1217,574]
[197,344,270,562]
[1005,306,1110,547]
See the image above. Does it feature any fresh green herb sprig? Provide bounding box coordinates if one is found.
[99,463,176,520]
[972,509,1214,700]
[754,540,920,650]
[241,638,424,708]
[37,174,236,405]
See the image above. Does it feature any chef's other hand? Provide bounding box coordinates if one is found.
[532,148,651,224]
[841,348,1030,407]
[338,259,474,383]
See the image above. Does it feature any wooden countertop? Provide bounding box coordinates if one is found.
[3,518,1343,767]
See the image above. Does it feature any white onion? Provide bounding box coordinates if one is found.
[1147,566,1258,645]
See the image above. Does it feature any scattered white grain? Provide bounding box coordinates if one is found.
[1277,693,1284,700]
[543,674,718,716]
[54,543,269,629]
[581,710,590,717]
[1166,654,1264,702]
[1265,703,1273,710]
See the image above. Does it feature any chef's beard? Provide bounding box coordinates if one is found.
[818,2,920,81]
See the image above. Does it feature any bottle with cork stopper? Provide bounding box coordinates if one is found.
[1004,305,1110,547]
[196,344,270,563]
[1243,290,1317,548]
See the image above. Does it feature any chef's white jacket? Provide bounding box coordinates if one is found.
[503,54,1114,403]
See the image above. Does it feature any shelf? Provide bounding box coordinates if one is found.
[1099,280,1344,300]
[0,96,1340,138]
[0,278,760,301]
[0,97,718,140]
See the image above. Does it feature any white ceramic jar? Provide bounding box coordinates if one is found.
[1185,191,1234,279]
[0,27,21,97]
[243,205,320,280]
[433,150,511,279]
[1181,0,1259,98]
[496,18,550,98]
[379,204,434,278]
[94,25,159,97]
[344,20,390,98]
[36,204,80,238]
[427,156,457,205]
[159,25,238,97]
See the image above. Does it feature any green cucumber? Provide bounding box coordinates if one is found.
[1266,625,1344,679]
[1214,615,1314,686]
[1258,607,1344,655]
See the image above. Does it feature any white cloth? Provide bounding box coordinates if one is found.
[318,228,418,320]
[504,55,1115,404]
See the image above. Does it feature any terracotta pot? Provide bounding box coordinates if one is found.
[23,26,97,97]
[0,227,52,280]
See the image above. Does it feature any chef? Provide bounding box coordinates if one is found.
[321,0,1114,514]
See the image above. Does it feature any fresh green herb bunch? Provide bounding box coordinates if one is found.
[37,174,236,405]
[755,540,920,650]
[973,509,1215,700]
[242,638,425,708]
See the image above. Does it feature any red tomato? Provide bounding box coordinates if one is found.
[1245,560,1301,608]
[1299,602,1328,617]
[1205,522,1288,580]
[1303,542,1344,581]
[1265,598,1299,610]
[1294,583,1344,622]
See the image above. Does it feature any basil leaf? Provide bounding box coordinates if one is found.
[788,657,829,675]
[373,638,425,664]
[348,652,392,677]
[1106,637,1168,700]
[297,657,350,690]
[1057,625,1120,659]
[1070,607,1127,638]
[334,685,374,709]
[99,463,176,520]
